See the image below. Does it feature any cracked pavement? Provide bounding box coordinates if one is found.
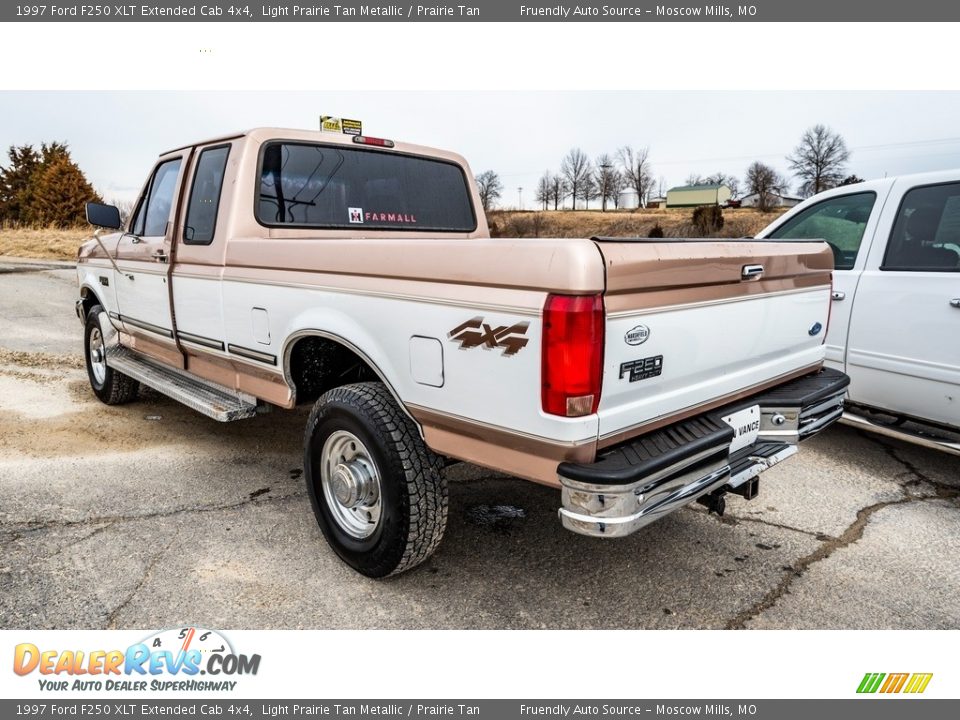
[1,263,958,629]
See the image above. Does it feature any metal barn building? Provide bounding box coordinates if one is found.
[665,184,732,208]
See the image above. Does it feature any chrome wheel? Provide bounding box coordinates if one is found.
[89,324,106,385]
[320,430,382,539]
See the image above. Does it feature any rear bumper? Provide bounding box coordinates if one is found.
[557,368,849,537]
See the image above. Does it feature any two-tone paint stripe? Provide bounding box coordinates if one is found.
[109,312,173,339]
[177,330,225,351]
[227,343,277,366]
[857,672,933,694]
[108,312,276,366]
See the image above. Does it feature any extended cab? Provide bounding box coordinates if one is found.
[757,170,960,454]
[77,127,849,577]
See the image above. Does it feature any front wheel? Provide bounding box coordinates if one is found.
[84,304,139,405]
[303,382,447,578]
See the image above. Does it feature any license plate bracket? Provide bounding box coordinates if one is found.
[721,404,761,454]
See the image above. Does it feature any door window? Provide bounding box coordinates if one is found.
[131,158,182,237]
[883,183,960,271]
[184,145,230,245]
[766,192,876,270]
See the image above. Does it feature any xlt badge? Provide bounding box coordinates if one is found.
[620,355,663,383]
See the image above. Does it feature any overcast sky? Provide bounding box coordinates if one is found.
[3,90,960,208]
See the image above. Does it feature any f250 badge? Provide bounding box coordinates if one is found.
[620,355,664,382]
[448,317,530,356]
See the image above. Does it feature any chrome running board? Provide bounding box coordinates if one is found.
[840,410,960,457]
[105,345,259,422]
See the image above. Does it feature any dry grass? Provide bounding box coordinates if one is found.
[0,226,88,260]
[488,207,788,239]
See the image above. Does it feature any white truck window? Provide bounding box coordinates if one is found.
[767,192,876,270]
[883,183,960,271]
[256,142,476,232]
[131,158,182,237]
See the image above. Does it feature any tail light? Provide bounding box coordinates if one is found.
[541,293,605,417]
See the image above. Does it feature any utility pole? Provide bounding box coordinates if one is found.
[518,187,523,210]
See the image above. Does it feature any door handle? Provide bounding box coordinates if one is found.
[151,249,168,263]
[832,291,846,301]
[951,298,960,308]
[741,264,764,280]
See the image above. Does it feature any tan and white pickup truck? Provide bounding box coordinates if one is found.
[77,126,849,577]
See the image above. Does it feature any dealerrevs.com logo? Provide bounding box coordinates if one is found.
[13,627,260,692]
[857,672,933,694]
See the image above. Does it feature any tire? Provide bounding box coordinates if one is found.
[84,304,139,405]
[303,382,447,578]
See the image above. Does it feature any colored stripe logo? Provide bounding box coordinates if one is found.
[857,672,933,694]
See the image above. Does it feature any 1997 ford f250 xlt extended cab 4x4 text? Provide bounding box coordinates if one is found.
[76,127,849,577]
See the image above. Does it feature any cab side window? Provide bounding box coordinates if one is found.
[131,158,182,237]
[766,192,876,270]
[883,183,960,272]
[184,145,230,245]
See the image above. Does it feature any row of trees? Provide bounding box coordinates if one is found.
[0,143,100,227]
[477,124,859,212]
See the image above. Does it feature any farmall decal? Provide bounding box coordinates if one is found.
[366,211,417,224]
[449,317,530,356]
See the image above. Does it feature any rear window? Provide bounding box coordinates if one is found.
[256,142,476,232]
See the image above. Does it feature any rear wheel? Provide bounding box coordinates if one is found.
[84,304,139,405]
[304,382,447,578]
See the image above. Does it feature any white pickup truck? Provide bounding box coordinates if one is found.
[76,126,849,577]
[757,170,960,454]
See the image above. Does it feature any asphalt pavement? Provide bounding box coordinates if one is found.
[1,260,958,629]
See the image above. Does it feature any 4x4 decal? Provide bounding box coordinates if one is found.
[448,317,530,356]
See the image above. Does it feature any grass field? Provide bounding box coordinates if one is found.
[0,226,88,261]
[0,207,789,261]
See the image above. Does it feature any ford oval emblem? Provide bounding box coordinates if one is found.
[809,322,823,337]
[625,325,650,346]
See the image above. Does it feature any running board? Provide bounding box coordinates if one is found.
[840,411,960,457]
[105,345,259,422]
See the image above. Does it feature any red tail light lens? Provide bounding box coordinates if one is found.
[542,293,605,417]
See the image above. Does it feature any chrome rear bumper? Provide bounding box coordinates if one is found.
[558,368,849,538]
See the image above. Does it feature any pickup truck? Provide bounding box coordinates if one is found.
[76,126,849,577]
[756,170,960,454]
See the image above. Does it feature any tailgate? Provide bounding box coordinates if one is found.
[594,237,833,445]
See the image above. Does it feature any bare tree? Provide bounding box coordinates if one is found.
[108,197,137,224]
[579,173,598,210]
[561,148,592,210]
[608,169,626,209]
[685,173,705,186]
[594,153,620,212]
[535,171,552,211]
[745,161,787,212]
[619,146,654,208]
[787,124,850,197]
[548,174,568,210]
[703,172,741,199]
[475,170,503,211]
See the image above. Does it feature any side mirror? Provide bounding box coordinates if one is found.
[86,202,122,230]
